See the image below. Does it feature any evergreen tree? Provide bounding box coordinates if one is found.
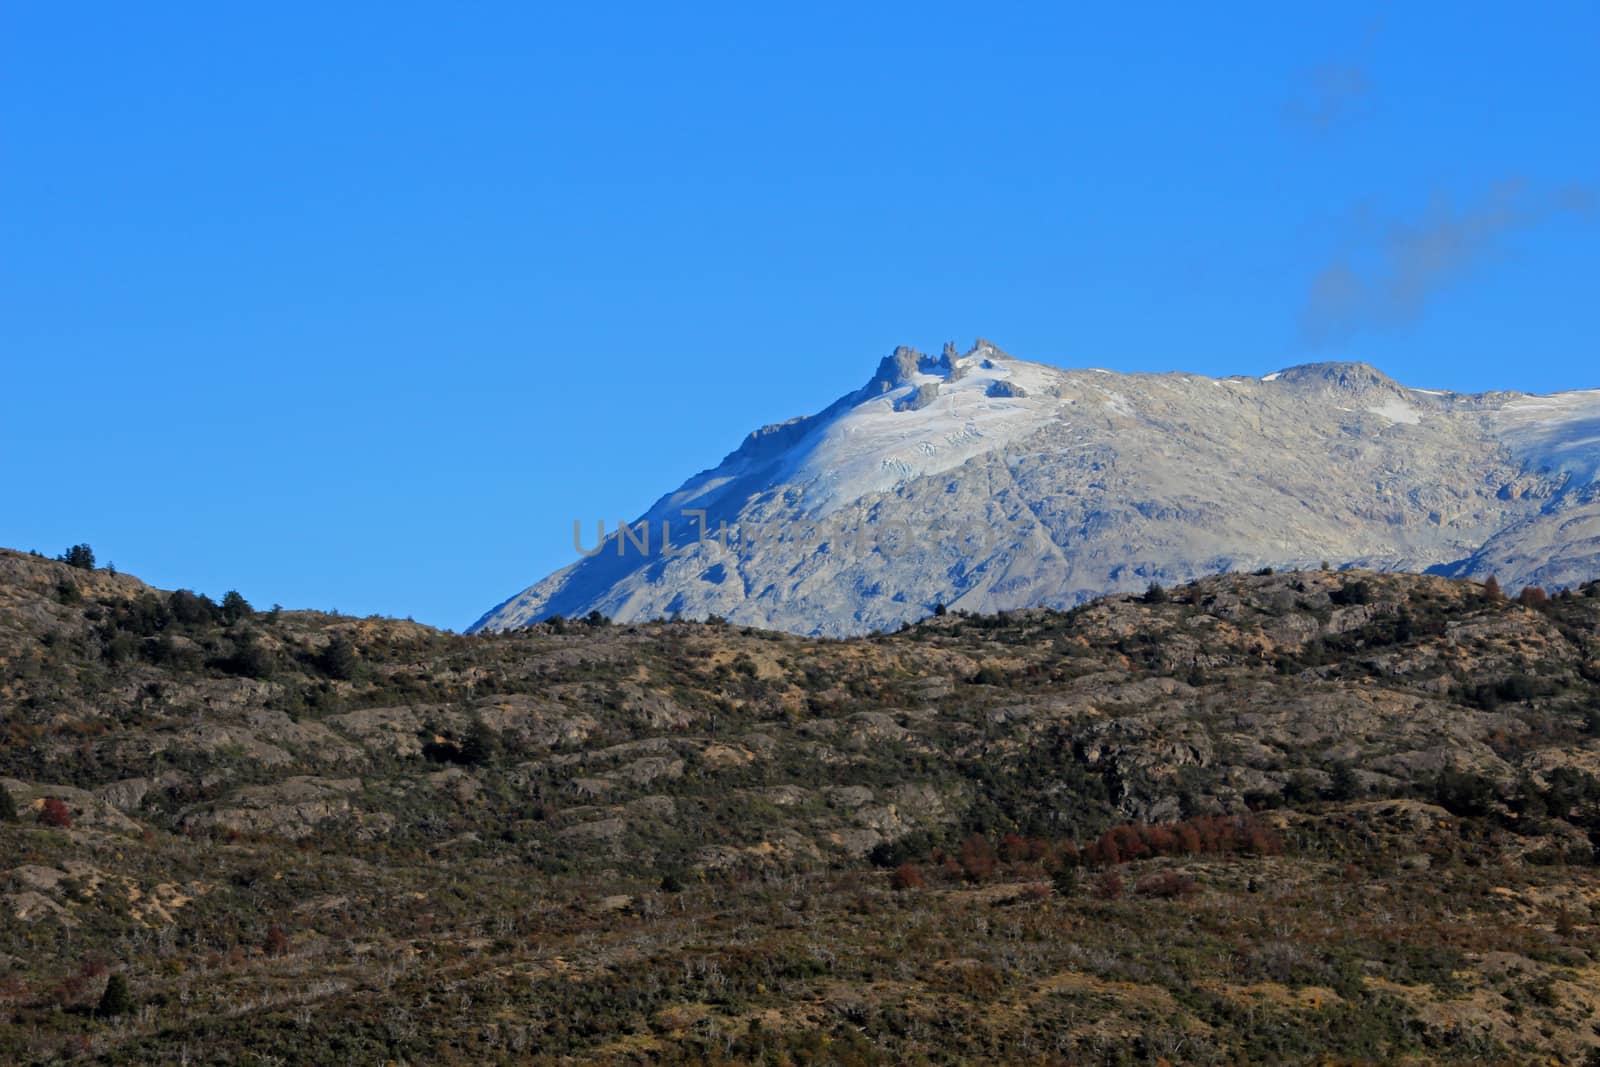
[1328,762,1363,802]
[459,719,501,767]
[59,543,96,570]
[318,634,359,680]
[1484,575,1502,600]
[220,590,253,623]
[97,974,132,1017]
[0,785,16,822]
[168,589,220,626]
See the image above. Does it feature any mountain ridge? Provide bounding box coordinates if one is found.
[9,545,1600,1061]
[474,344,1600,636]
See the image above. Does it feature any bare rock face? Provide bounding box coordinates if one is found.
[894,382,940,412]
[181,776,363,839]
[473,343,1600,636]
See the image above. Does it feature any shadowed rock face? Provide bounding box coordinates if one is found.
[474,343,1600,636]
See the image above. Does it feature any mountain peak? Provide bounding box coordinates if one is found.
[968,337,1011,360]
[473,344,1600,636]
[865,340,993,395]
[864,345,927,394]
[1267,361,1401,393]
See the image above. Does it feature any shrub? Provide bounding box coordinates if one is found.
[1135,871,1197,899]
[104,631,139,664]
[1497,674,1540,702]
[868,831,936,870]
[999,833,1029,863]
[1433,768,1497,817]
[1082,814,1283,866]
[0,785,16,822]
[1329,580,1372,606]
[97,973,132,1017]
[959,834,997,882]
[889,863,924,891]
[969,664,1007,686]
[1143,582,1168,604]
[1282,772,1320,806]
[40,797,73,829]
[1051,866,1079,897]
[422,720,498,767]
[264,925,289,957]
[1092,871,1124,900]
[217,635,273,679]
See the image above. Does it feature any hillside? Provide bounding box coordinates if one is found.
[7,548,1600,1062]
[474,343,1600,636]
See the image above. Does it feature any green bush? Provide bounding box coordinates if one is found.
[1329,581,1372,606]
[217,635,273,679]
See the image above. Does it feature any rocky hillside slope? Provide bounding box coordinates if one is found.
[8,548,1600,1062]
[474,342,1600,636]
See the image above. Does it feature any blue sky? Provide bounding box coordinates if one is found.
[3,2,1597,628]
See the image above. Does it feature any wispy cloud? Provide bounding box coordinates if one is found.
[1301,180,1595,345]
[1285,63,1372,132]
[1285,14,1383,133]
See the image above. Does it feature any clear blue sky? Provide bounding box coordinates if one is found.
[3,2,1597,628]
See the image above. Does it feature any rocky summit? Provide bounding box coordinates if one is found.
[473,342,1600,637]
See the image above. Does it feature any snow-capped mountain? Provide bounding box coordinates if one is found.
[472,341,1600,636]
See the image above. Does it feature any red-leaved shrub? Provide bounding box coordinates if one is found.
[1092,872,1124,900]
[40,798,72,829]
[890,863,925,891]
[1134,871,1198,899]
[959,834,997,883]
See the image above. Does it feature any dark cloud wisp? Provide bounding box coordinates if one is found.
[1301,180,1595,346]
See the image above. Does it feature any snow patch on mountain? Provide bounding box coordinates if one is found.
[1365,397,1424,425]
[1496,390,1600,483]
[691,341,1075,520]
